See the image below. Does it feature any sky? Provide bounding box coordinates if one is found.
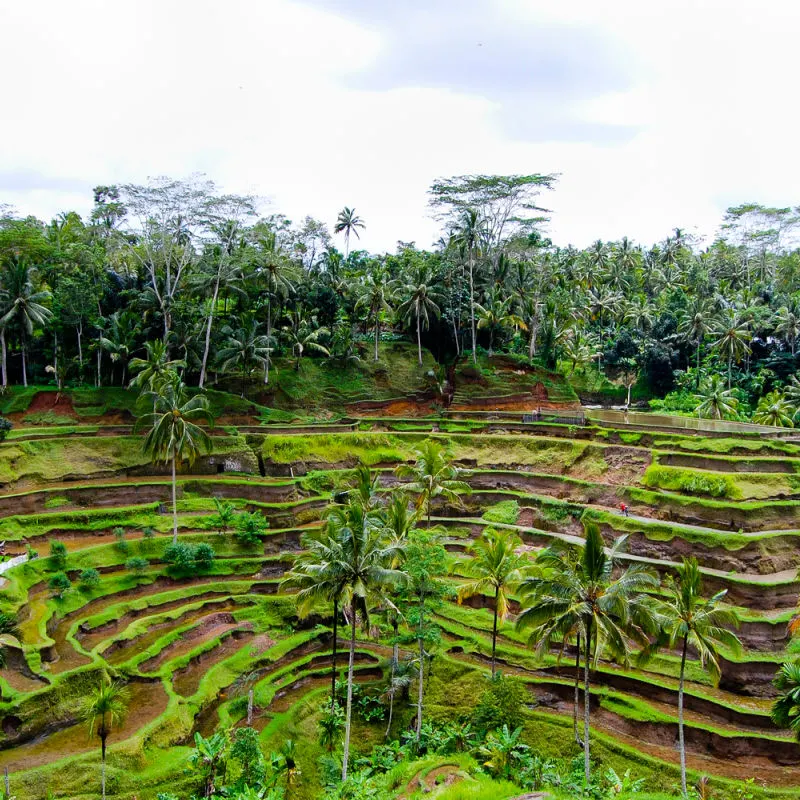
[1,0,798,253]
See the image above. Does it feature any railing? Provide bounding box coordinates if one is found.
[523,410,586,426]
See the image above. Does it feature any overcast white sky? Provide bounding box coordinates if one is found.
[1,0,798,252]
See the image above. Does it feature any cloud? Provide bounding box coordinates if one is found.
[0,169,90,195]
[300,0,638,143]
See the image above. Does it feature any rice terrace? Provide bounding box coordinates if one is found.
[5,136,800,800]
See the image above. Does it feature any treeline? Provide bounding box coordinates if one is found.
[2,177,800,421]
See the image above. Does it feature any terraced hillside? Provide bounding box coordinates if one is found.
[0,385,798,799]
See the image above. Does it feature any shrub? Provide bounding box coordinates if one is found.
[472,674,527,732]
[113,527,130,554]
[48,572,72,599]
[0,417,12,441]
[48,540,67,570]
[78,568,101,591]
[125,557,149,575]
[26,545,38,561]
[235,511,268,547]
[163,542,215,574]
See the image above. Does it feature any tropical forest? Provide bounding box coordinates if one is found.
[0,173,799,800]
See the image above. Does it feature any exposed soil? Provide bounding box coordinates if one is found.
[172,630,256,697]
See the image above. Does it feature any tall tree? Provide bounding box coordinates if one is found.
[396,439,470,527]
[325,501,404,781]
[396,267,441,366]
[136,376,214,542]
[355,267,395,362]
[450,209,485,363]
[0,261,52,386]
[639,557,740,796]
[334,207,365,257]
[516,524,658,784]
[457,528,527,676]
[82,678,129,800]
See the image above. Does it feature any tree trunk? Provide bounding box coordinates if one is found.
[101,735,107,800]
[1,328,7,388]
[574,631,582,746]
[728,354,732,390]
[416,311,422,366]
[171,454,178,545]
[264,296,271,385]
[679,635,688,796]
[77,319,83,366]
[330,598,338,712]
[695,340,701,388]
[247,687,254,725]
[583,621,591,784]
[341,601,357,781]
[386,615,399,739]
[21,337,27,388]
[416,592,425,744]
[469,252,477,363]
[374,314,380,361]
[199,278,220,389]
[97,345,102,388]
[491,586,499,678]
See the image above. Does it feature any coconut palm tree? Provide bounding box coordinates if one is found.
[457,529,527,676]
[281,527,349,712]
[128,340,186,395]
[334,207,365,257]
[754,390,794,427]
[773,662,800,741]
[0,260,52,387]
[82,678,129,800]
[325,501,405,781]
[136,377,214,543]
[712,311,751,388]
[694,375,739,420]
[99,310,140,387]
[516,524,658,785]
[775,305,800,357]
[218,317,272,396]
[281,309,330,370]
[355,268,396,362]
[396,439,470,528]
[397,268,441,365]
[638,557,740,796]
[678,300,717,387]
[475,290,527,357]
[451,209,486,364]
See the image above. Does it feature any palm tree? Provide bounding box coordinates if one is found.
[252,225,299,384]
[325,501,404,781]
[516,524,658,785]
[475,290,527,357]
[355,268,396,361]
[639,557,740,796]
[82,678,129,800]
[99,310,140,387]
[281,527,349,712]
[772,662,800,741]
[678,301,716,387]
[396,439,470,528]
[397,268,441,365]
[694,375,739,420]
[451,209,486,363]
[712,312,751,388]
[0,260,52,386]
[281,309,330,370]
[334,207,365,257]
[754,390,794,427]
[136,377,214,543]
[218,317,272,396]
[457,529,527,677]
[188,731,228,799]
[194,256,244,389]
[775,305,800,356]
[128,340,186,396]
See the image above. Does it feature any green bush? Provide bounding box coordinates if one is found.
[125,556,149,574]
[472,674,527,732]
[163,542,216,574]
[48,540,67,570]
[78,567,101,591]
[235,511,268,546]
[48,571,72,599]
